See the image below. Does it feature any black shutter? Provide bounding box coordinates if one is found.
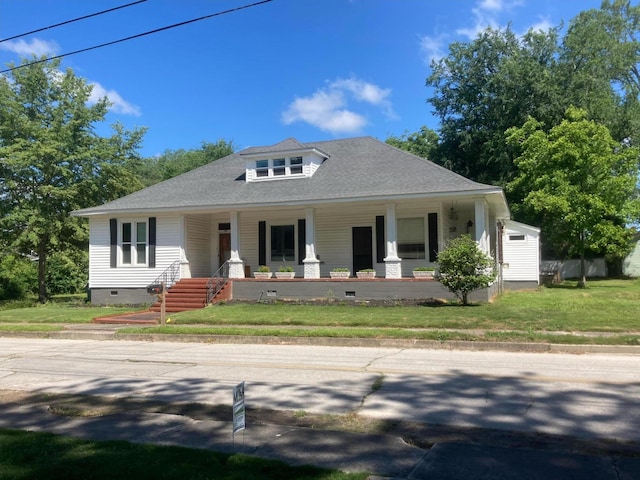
[148,217,156,268]
[109,218,118,268]
[376,215,385,263]
[297,219,306,265]
[258,221,266,266]
[428,213,439,262]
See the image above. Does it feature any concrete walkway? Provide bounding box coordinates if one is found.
[2,398,639,480]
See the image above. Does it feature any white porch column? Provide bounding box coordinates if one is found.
[474,199,490,254]
[303,208,320,278]
[228,211,245,278]
[384,204,402,278]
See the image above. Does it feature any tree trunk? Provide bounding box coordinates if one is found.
[37,241,47,304]
[578,232,586,288]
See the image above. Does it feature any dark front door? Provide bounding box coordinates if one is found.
[352,226,373,273]
[219,233,231,268]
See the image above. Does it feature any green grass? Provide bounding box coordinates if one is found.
[0,300,144,324]
[0,429,366,480]
[1,279,639,343]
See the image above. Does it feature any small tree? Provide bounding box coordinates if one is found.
[436,235,496,305]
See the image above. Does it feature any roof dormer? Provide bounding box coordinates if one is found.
[240,139,329,183]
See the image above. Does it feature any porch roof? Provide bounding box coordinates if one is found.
[73,136,509,217]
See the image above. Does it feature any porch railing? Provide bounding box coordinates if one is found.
[148,260,181,291]
[206,261,229,305]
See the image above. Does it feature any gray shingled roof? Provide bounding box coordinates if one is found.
[73,136,505,216]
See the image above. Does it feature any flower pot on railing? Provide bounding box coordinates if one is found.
[412,267,435,278]
[330,268,350,279]
[254,266,272,279]
[356,269,376,279]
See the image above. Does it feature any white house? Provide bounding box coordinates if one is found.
[72,136,539,305]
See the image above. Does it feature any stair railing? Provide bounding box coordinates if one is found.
[148,260,181,292]
[206,261,229,305]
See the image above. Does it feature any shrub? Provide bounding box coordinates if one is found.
[436,235,496,305]
[0,254,38,300]
[278,266,294,272]
[257,265,271,272]
[46,250,88,295]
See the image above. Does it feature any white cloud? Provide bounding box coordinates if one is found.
[282,77,395,134]
[527,16,553,33]
[89,81,141,116]
[0,38,59,57]
[419,33,448,64]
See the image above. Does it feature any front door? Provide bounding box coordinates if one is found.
[218,233,231,268]
[352,226,373,273]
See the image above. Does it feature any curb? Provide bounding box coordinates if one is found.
[1,330,639,355]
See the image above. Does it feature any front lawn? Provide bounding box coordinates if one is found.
[0,429,365,480]
[1,280,639,344]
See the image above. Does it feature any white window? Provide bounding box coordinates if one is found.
[290,156,303,174]
[397,217,426,259]
[256,160,269,177]
[121,221,147,265]
[273,158,286,176]
[253,157,306,179]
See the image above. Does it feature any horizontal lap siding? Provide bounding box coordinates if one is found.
[185,214,212,277]
[89,215,182,288]
[502,226,539,282]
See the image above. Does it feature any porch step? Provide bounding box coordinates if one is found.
[149,278,229,313]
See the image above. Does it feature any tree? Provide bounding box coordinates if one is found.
[137,139,235,187]
[426,0,640,201]
[560,0,640,147]
[0,57,146,302]
[426,26,564,186]
[386,126,439,160]
[506,107,640,287]
[436,235,496,306]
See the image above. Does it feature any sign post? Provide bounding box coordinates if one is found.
[232,381,245,449]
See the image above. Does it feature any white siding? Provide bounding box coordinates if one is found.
[88,214,182,288]
[502,220,540,282]
[185,214,212,277]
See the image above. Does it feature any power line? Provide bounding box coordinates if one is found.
[0,0,273,74]
[0,0,148,43]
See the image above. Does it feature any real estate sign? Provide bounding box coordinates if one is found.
[233,381,245,434]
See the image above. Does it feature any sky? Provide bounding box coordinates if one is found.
[0,0,605,158]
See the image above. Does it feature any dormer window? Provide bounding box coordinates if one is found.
[290,156,303,174]
[242,143,329,182]
[256,160,269,178]
[250,156,310,180]
[273,158,286,176]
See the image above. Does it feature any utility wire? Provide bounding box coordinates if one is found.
[0,0,273,74]
[0,0,148,43]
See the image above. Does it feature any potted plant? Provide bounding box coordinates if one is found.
[253,265,272,279]
[275,265,295,279]
[330,267,350,279]
[412,266,435,278]
[356,268,376,279]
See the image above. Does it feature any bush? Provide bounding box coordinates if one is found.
[0,254,38,300]
[46,250,88,295]
[436,235,496,305]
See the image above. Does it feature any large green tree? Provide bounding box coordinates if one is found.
[506,107,640,287]
[386,126,439,160]
[137,139,235,187]
[425,0,640,196]
[0,57,146,302]
[426,26,564,186]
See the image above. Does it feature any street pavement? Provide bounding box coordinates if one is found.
[0,332,639,479]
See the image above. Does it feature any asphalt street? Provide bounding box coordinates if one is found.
[1,337,639,443]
